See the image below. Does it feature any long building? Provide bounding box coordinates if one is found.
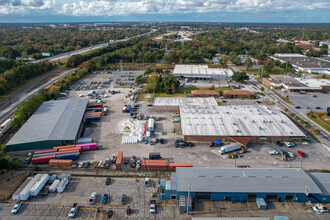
[173,65,233,81]
[160,167,330,203]
[6,99,88,151]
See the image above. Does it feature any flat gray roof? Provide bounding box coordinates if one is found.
[308,173,330,196]
[180,105,305,137]
[176,168,322,194]
[173,65,233,77]
[153,97,218,107]
[7,99,88,146]
[272,54,330,69]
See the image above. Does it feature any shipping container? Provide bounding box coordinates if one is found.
[88,104,103,108]
[53,145,76,150]
[169,163,193,171]
[30,174,49,197]
[84,117,101,122]
[58,147,82,153]
[32,155,56,164]
[49,179,60,193]
[56,149,80,155]
[86,108,102,112]
[49,159,73,167]
[34,149,57,155]
[33,152,57,158]
[142,160,169,170]
[149,152,161,159]
[85,112,102,117]
[116,151,123,169]
[76,143,97,151]
[77,138,93,144]
[56,154,79,160]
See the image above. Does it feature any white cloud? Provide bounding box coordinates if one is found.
[0,0,329,17]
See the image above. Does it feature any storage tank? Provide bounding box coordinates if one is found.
[147,118,155,132]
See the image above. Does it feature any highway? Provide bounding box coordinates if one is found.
[31,29,157,63]
[248,75,330,149]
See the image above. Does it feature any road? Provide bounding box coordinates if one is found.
[248,75,330,149]
[32,30,156,64]
[0,68,77,125]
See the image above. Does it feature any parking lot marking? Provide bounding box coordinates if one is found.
[44,204,53,216]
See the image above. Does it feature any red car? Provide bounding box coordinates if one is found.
[124,158,129,164]
[297,150,307,157]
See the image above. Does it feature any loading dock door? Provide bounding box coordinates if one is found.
[196,192,211,200]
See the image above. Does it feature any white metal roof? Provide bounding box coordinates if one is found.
[308,173,330,196]
[7,99,88,146]
[176,168,322,194]
[173,65,233,77]
[180,105,305,137]
[153,97,218,107]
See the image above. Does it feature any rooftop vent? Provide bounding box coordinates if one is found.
[198,175,206,178]
[248,176,256,178]
[215,176,223,178]
[259,127,263,130]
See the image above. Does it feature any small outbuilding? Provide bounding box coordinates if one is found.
[222,90,255,99]
[191,90,220,97]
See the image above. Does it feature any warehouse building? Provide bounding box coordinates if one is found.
[180,105,306,144]
[153,97,218,112]
[173,65,233,81]
[160,167,330,203]
[263,75,330,93]
[6,99,88,151]
[271,53,330,74]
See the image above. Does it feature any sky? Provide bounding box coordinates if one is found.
[0,0,329,23]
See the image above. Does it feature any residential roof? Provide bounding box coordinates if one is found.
[176,168,322,194]
[173,65,233,77]
[308,173,330,196]
[223,90,254,96]
[191,90,220,96]
[153,97,218,107]
[180,105,305,137]
[7,99,88,146]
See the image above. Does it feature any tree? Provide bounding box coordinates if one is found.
[244,57,253,70]
[232,72,249,82]
[145,73,159,93]
[260,87,265,92]
[284,108,288,112]
[159,74,180,94]
[313,129,320,134]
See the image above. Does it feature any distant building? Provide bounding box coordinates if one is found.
[172,65,233,81]
[271,53,330,74]
[222,90,255,99]
[191,90,220,97]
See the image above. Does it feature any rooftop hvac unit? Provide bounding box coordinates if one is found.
[233,122,237,125]
[259,127,263,130]
[281,120,285,123]
[237,130,241,132]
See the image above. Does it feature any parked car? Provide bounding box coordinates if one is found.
[188,142,194,147]
[89,192,97,204]
[108,210,114,218]
[121,194,127,205]
[150,200,156,214]
[315,106,322,109]
[284,141,293,148]
[105,177,111,185]
[102,194,109,204]
[295,106,301,109]
[68,203,78,218]
[11,201,22,214]
[160,138,165,144]
[313,204,328,213]
[268,150,279,155]
[124,158,129,164]
[297,150,307,157]
[288,152,294,158]
[312,95,318,98]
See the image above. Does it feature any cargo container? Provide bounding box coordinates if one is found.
[56,154,79,160]
[142,160,169,170]
[169,163,193,171]
[77,138,93,144]
[58,147,81,153]
[32,155,56,164]
[147,118,155,132]
[18,174,42,201]
[85,112,102,117]
[53,145,76,151]
[12,177,33,200]
[34,149,57,155]
[84,117,101,123]
[256,198,267,210]
[33,152,57,158]
[218,144,242,155]
[116,151,123,169]
[30,174,49,197]
[76,143,97,151]
[149,152,161,160]
[49,179,60,193]
[56,149,80,155]
[88,103,103,108]
[49,159,73,167]
[86,108,102,112]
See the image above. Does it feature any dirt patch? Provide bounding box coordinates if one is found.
[0,170,32,201]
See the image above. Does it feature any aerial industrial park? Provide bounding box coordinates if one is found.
[0,21,329,220]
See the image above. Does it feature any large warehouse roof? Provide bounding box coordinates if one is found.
[153,97,218,107]
[180,105,305,137]
[308,173,330,196]
[7,99,88,146]
[173,65,233,77]
[176,168,322,194]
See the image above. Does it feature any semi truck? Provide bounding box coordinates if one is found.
[218,144,242,155]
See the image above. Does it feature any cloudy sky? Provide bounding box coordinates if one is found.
[0,0,329,23]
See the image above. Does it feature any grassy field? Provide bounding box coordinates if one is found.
[306,111,330,133]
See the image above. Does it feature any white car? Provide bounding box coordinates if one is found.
[313,204,328,213]
[11,201,22,214]
[79,94,84,97]
[268,150,279,155]
[288,152,294,158]
[89,192,97,204]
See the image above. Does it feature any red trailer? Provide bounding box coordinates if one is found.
[32,155,56,164]
[169,163,193,171]
[88,104,103,108]
[116,151,123,169]
[34,149,57,155]
[142,160,169,170]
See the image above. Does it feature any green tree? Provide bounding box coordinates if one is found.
[284,108,288,112]
[145,73,159,93]
[159,74,180,94]
[232,72,249,82]
[244,57,253,70]
[313,129,320,134]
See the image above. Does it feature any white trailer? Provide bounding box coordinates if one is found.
[18,174,42,201]
[30,174,49,196]
[12,177,32,200]
[49,179,60,193]
[218,144,242,155]
[147,118,155,132]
